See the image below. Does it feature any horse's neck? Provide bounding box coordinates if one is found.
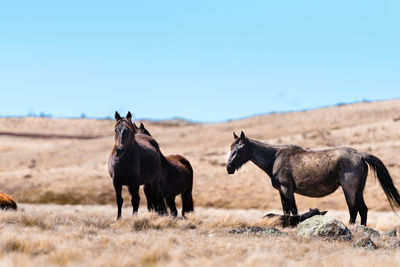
[248,140,277,177]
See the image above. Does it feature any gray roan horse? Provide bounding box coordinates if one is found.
[108,111,167,219]
[226,131,400,226]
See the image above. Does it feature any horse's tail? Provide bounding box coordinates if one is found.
[180,157,194,215]
[363,153,400,209]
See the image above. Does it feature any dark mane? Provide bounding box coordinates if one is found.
[136,133,169,167]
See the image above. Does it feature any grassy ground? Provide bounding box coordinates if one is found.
[1,204,400,267]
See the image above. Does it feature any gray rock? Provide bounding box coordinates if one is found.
[296,215,352,240]
[384,230,397,237]
[354,237,377,250]
[355,225,380,238]
[229,226,288,236]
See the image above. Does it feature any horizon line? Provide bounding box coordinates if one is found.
[0,97,398,124]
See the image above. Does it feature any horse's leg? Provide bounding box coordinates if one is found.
[144,184,154,211]
[357,192,368,226]
[181,190,194,217]
[166,196,178,217]
[279,184,298,216]
[341,185,358,224]
[279,191,290,215]
[113,181,123,220]
[357,164,369,226]
[152,178,167,215]
[128,184,140,214]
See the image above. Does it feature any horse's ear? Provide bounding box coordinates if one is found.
[115,111,121,121]
[126,111,132,120]
[140,123,145,130]
[240,131,246,140]
[233,132,238,139]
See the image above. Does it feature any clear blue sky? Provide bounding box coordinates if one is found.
[0,1,399,122]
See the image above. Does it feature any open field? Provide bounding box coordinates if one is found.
[1,99,400,213]
[1,204,400,267]
[1,99,400,266]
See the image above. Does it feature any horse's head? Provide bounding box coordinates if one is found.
[113,111,137,157]
[139,122,152,136]
[226,131,251,174]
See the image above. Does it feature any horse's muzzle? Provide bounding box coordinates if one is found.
[226,165,235,174]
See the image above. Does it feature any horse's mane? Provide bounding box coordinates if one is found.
[136,133,169,167]
[248,138,304,151]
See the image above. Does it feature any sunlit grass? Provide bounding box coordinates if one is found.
[0,204,400,266]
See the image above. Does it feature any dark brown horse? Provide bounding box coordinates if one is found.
[139,123,194,217]
[226,131,400,226]
[108,111,167,219]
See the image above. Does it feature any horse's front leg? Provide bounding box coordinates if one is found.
[113,181,123,220]
[279,184,298,216]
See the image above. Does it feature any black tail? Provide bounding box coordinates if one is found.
[180,158,194,215]
[363,153,400,209]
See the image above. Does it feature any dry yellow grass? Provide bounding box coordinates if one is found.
[0,204,400,267]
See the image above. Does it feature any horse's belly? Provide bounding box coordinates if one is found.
[293,176,340,197]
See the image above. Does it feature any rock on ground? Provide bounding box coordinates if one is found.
[296,215,351,240]
[354,237,377,250]
[229,226,288,236]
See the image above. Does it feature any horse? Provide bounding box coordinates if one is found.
[139,123,194,217]
[108,111,167,219]
[263,208,327,227]
[0,192,17,210]
[226,131,400,226]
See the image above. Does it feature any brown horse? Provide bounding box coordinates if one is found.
[108,111,167,219]
[0,192,17,210]
[226,131,400,226]
[139,123,194,217]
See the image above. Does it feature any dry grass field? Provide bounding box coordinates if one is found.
[1,99,400,266]
[0,205,400,267]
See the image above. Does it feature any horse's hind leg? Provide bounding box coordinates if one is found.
[181,187,194,217]
[151,179,167,215]
[144,184,154,211]
[128,185,140,214]
[357,164,368,226]
[341,185,358,224]
[357,192,368,226]
[113,181,123,220]
[166,196,178,217]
